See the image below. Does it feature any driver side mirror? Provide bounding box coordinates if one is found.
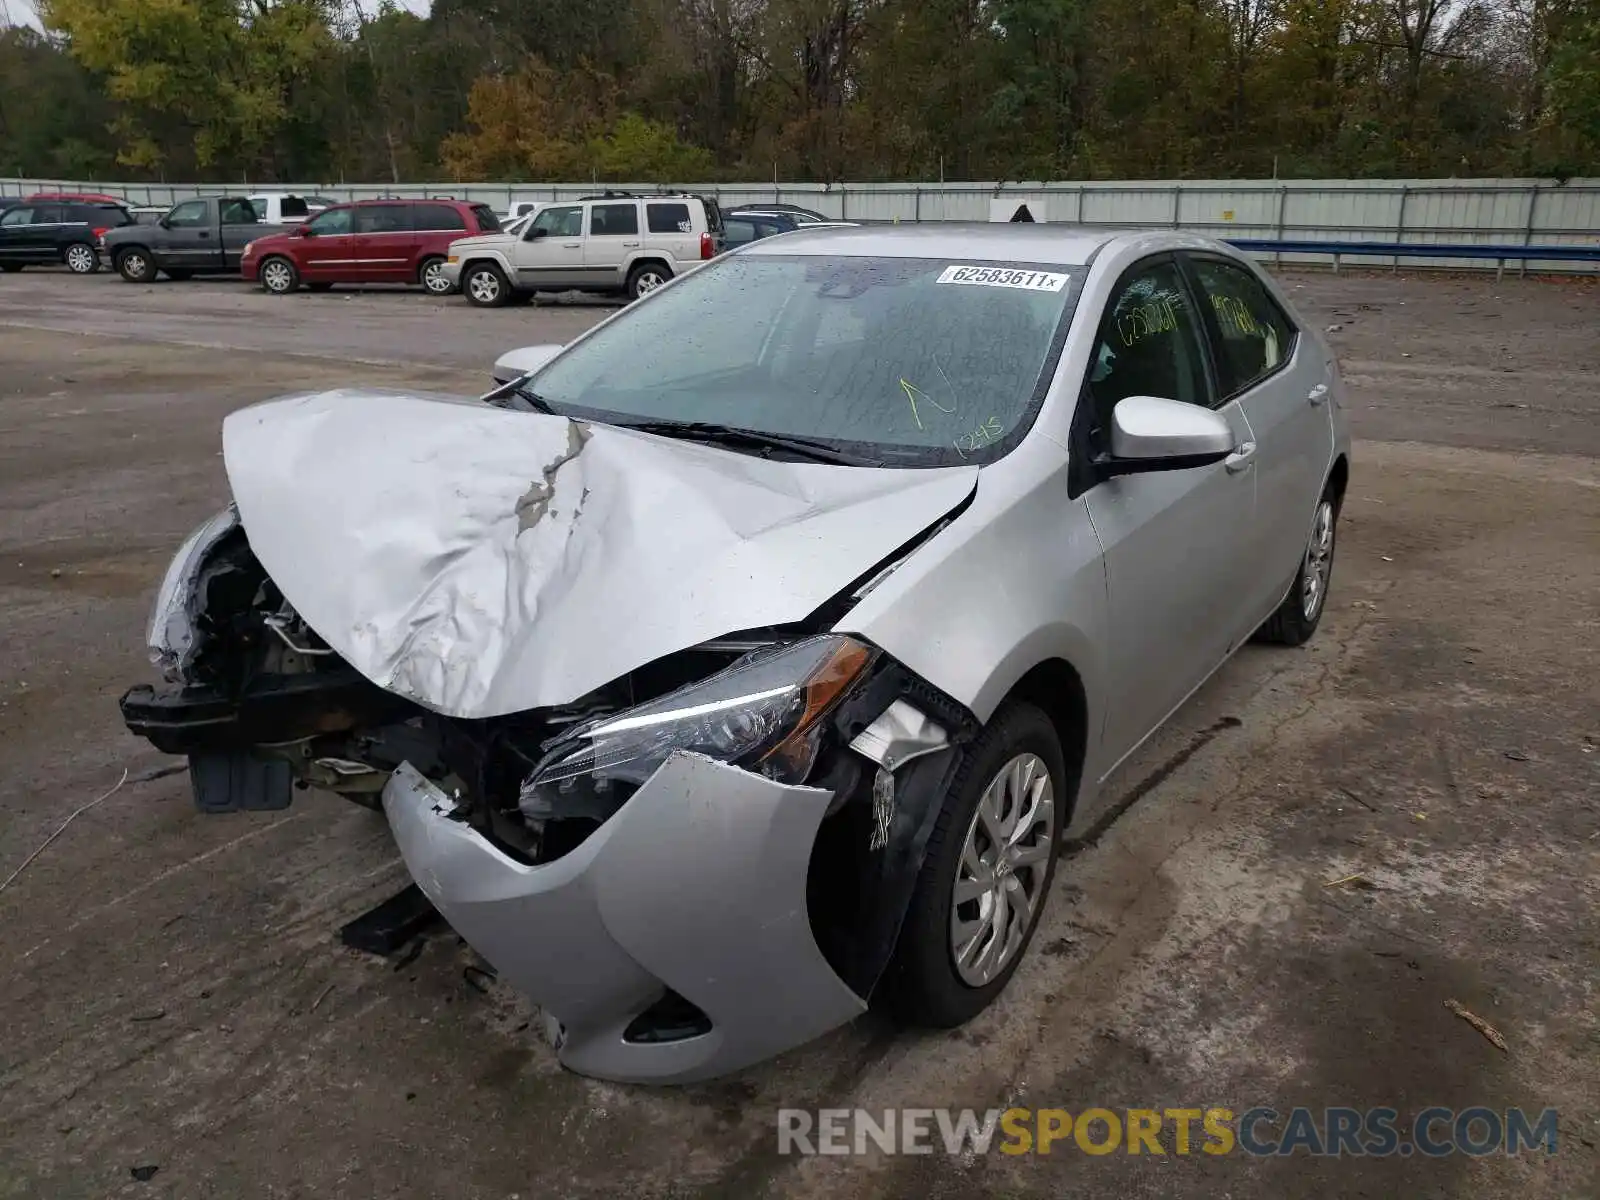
[157,216,171,230]
[292,224,312,237]
[524,226,548,241]
[1096,395,1235,477]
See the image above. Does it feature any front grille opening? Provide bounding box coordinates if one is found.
[623,989,713,1044]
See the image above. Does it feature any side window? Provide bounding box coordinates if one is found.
[281,197,309,219]
[306,207,353,236]
[722,218,755,247]
[356,205,411,234]
[590,203,639,236]
[34,204,65,223]
[1,207,33,226]
[167,201,209,227]
[469,204,499,231]
[1085,258,1212,446]
[530,205,583,238]
[1187,257,1297,398]
[220,200,257,225]
[647,202,692,234]
[246,199,268,221]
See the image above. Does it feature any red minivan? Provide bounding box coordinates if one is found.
[241,198,500,295]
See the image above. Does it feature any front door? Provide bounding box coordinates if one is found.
[161,200,217,268]
[296,207,357,279]
[1183,253,1337,637]
[511,204,586,290]
[0,205,52,263]
[218,198,264,268]
[1079,255,1259,766]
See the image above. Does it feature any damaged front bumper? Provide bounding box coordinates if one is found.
[385,751,867,1084]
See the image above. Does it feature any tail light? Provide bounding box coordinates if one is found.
[92,226,109,238]
[700,232,713,260]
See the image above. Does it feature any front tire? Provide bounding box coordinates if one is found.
[880,701,1065,1027]
[1257,487,1338,646]
[259,256,299,295]
[463,262,511,307]
[626,261,671,301]
[63,243,99,274]
[115,248,154,283]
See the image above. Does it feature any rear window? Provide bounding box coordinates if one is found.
[416,203,468,232]
[74,204,132,226]
[647,202,692,234]
[281,196,309,219]
[470,204,500,232]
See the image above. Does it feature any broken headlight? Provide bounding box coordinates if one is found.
[519,635,875,823]
[147,506,239,681]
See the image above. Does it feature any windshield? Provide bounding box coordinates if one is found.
[527,255,1082,466]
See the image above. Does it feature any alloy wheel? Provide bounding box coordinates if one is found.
[422,261,452,294]
[1301,499,1335,620]
[65,245,97,273]
[950,753,1056,986]
[633,270,666,297]
[262,261,293,293]
[468,270,501,304]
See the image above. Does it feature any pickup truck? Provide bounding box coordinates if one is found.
[102,196,284,283]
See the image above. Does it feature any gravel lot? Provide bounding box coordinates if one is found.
[0,268,1595,1199]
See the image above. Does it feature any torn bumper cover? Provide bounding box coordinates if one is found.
[385,752,866,1085]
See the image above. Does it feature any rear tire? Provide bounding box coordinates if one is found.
[626,261,671,301]
[879,701,1065,1027]
[463,262,510,307]
[259,256,299,295]
[418,255,453,295]
[1257,487,1339,646]
[63,242,99,274]
[115,248,154,283]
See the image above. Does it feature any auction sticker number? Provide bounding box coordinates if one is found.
[937,265,1069,292]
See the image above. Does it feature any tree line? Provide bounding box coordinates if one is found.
[1,0,1596,184]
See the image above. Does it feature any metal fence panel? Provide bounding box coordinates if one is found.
[2,175,1595,272]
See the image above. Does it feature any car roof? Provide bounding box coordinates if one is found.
[738,222,1130,264]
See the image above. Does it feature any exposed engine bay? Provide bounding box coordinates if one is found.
[121,512,979,1002]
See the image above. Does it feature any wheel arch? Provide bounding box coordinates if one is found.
[997,657,1090,821]
[1328,453,1350,511]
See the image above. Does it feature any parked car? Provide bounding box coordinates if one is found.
[102,196,275,282]
[728,202,830,224]
[24,191,127,205]
[442,191,725,305]
[119,225,1349,1084]
[502,199,546,228]
[246,193,336,225]
[0,200,135,273]
[721,210,801,247]
[241,198,501,295]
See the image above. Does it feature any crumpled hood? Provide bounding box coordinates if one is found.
[222,390,978,719]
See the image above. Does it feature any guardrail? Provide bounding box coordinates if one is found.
[1225,238,1600,279]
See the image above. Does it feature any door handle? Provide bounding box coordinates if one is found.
[198,231,210,239]
[562,242,580,248]
[622,241,640,248]
[1224,441,1257,473]
[1308,383,1329,406]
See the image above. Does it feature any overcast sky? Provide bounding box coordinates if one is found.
[3,0,433,30]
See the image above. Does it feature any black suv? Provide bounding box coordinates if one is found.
[0,201,135,274]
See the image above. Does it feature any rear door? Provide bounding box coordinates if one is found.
[1181,253,1333,636]
[644,200,697,267]
[159,200,216,268]
[582,201,640,285]
[218,198,263,267]
[1078,254,1259,763]
[510,203,586,289]
[352,203,415,281]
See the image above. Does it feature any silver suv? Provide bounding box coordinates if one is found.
[443,191,724,306]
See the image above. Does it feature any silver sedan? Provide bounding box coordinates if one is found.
[121,225,1350,1084]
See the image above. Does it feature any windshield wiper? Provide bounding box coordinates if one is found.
[477,372,561,414]
[615,419,879,466]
